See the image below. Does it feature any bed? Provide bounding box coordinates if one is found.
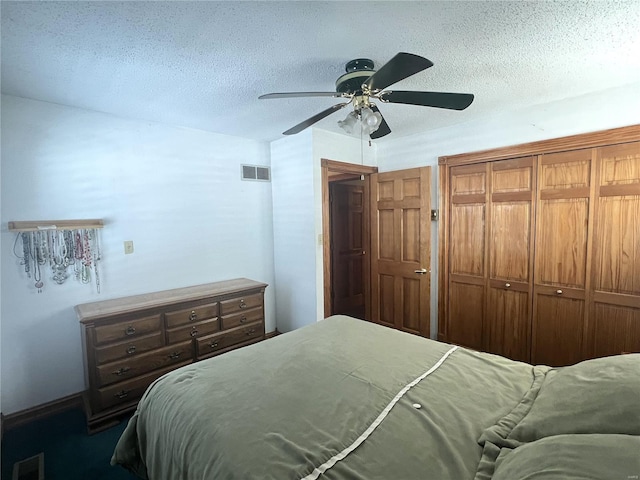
[112,315,640,480]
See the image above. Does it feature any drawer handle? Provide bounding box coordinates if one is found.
[168,352,182,360]
[209,341,219,349]
[239,300,247,309]
[189,311,197,321]
[556,289,563,295]
[112,367,131,376]
[240,315,247,323]
[126,346,137,355]
[246,328,256,336]
[190,329,198,337]
[125,326,136,336]
[114,390,130,399]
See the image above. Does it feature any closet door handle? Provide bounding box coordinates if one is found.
[414,268,427,275]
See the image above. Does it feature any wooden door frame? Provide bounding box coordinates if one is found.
[321,159,378,318]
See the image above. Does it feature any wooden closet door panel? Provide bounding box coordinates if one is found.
[448,280,484,350]
[447,164,487,349]
[486,287,530,361]
[533,149,592,366]
[536,198,589,287]
[490,202,531,282]
[590,302,640,357]
[486,158,534,361]
[588,141,640,357]
[532,291,585,366]
[450,203,485,276]
[593,195,640,295]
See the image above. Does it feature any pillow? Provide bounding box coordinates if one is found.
[508,354,640,442]
[492,434,640,480]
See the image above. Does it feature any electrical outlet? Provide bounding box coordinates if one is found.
[124,241,134,254]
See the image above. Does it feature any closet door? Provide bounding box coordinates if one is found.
[588,142,640,357]
[446,164,487,350]
[532,149,593,366]
[485,157,535,362]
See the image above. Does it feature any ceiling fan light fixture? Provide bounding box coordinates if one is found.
[338,111,358,134]
[360,107,382,135]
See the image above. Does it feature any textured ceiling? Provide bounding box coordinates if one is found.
[2,1,640,143]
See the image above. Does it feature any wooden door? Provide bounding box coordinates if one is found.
[532,149,593,366]
[485,157,535,362]
[587,142,640,357]
[370,168,431,337]
[445,163,487,350]
[330,182,365,318]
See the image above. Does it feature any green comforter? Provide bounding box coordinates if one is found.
[111,316,546,479]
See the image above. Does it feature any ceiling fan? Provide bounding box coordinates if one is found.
[259,52,474,139]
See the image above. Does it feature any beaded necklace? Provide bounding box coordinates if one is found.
[13,228,103,293]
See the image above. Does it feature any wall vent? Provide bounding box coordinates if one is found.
[242,165,271,182]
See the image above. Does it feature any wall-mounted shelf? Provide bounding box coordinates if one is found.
[8,219,104,232]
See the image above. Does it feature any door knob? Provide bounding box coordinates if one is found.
[414,268,428,275]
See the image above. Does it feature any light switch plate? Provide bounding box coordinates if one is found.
[124,241,134,254]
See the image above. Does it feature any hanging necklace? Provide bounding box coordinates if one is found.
[82,229,92,284]
[31,233,43,292]
[52,230,69,285]
[14,233,32,277]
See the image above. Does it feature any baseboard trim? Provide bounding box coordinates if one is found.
[265,329,281,339]
[2,392,83,432]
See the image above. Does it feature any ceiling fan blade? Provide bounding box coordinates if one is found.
[363,53,433,92]
[381,91,474,110]
[369,105,391,139]
[259,92,346,99]
[283,102,350,135]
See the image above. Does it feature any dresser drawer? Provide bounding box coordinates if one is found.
[165,302,218,328]
[96,341,192,387]
[166,318,219,344]
[220,293,263,315]
[94,315,162,345]
[94,331,163,365]
[97,362,189,410]
[221,308,263,330]
[197,322,263,357]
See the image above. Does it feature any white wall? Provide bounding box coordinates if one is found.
[0,95,276,414]
[270,131,316,332]
[376,82,640,337]
[271,128,376,331]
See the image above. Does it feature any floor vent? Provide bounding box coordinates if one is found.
[12,452,44,480]
[242,164,271,182]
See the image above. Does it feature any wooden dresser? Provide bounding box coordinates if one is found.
[76,278,267,432]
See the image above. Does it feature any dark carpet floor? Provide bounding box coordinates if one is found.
[2,407,138,480]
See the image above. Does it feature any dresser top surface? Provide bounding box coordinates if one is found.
[76,278,267,323]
